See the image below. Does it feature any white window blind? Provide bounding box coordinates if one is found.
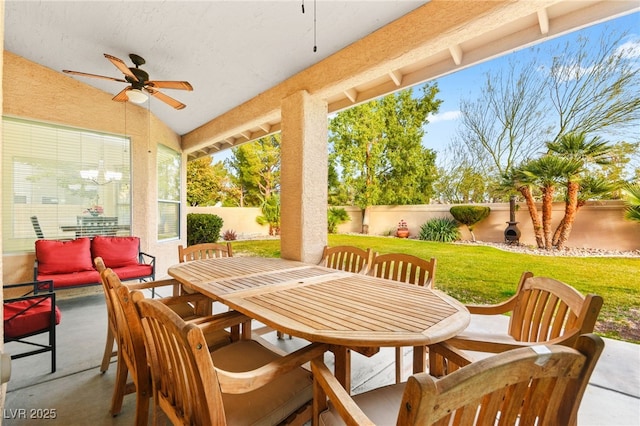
[157,144,181,240]
[2,117,131,252]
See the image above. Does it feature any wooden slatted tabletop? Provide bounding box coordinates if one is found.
[168,257,469,347]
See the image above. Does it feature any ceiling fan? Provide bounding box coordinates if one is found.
[63,53,193,110]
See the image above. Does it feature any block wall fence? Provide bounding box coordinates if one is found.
[190,200,640,252]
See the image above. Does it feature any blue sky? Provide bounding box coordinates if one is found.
[425,12,640,161]
[212,12,639,165]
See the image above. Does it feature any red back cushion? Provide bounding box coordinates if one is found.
[35,238,94,274]
[91,236,140,268]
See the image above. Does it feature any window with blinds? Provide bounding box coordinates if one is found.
[157,144,181,241]
[2,117,131,252]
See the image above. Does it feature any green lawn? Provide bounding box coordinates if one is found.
[233,234,640,343]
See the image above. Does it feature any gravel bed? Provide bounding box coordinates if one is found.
[454,240,640,258]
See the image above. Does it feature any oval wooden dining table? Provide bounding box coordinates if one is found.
[168,256,470,391]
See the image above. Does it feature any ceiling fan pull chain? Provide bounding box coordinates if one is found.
[301,0,317,52]
[313,0,317,52]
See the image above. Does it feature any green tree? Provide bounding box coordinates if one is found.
[517,155,583,249]
[595,141,640,199]
[449,205,490,242]
[226,134,281,207]
[451,29,640,199]
[256,194,281,236]
[623,183,640,223]
[329,85,441,232]
[546,132,614,248]
[186,156,231,206]
[435,148,488,203]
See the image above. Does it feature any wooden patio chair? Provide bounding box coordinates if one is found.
[178,242,233,262]
[319,245,373,274]
[97,263,245,424]
[175,242,233,297]
[429,272,603,377]
[367,252,437,383]
[3,280,61,373]
[312,333,604,425]
[368,252,436,288]
[134,294,328,426]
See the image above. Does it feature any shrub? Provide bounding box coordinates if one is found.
[449,205,491,242]
[418,217,460,242]
[222,229,238,241]
[328,207,350,233]
[187,213,223,245]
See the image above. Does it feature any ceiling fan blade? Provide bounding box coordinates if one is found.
[62,70,127,83]
[147,81,193,91]
[104,53,139,82]
[147,87,186,110]
[112,88,130,102]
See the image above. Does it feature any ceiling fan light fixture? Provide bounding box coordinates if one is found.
[127,88,148,104]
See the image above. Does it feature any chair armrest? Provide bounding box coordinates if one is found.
[152,291,212,306]
[3,280,54,296]
[215,342,329,394]
[466,296,517,315]
[449,328,581,353]
[126,278,179,291]
[430,341,472,366]
[194,311,252,332]
[138,251,155,266]
[33,259,39,281]
[310,357,375,426]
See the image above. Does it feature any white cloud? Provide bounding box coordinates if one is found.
[428,110,461,123]
[616,37,640,59]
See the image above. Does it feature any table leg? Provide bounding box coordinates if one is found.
[413,345,426,374]
[332,346,351,394]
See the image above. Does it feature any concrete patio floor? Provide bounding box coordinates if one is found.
[3,289,639,425]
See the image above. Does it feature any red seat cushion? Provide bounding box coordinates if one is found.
[4,298,62,338]
[37,270,101,289]
[35,238,94,274]
[111,264,154,281]
[91,236,140,268]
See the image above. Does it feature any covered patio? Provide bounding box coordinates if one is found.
[2,0,639,422]
[3,1,638,282]
[2,289,638,424]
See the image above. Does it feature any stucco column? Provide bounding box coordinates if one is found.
[280,90,328,263]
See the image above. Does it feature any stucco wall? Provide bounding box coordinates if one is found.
[2,51,184,284]
[194,201,640,252]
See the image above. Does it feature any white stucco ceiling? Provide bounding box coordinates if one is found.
[5,1,638,158]
[4,0,424,136]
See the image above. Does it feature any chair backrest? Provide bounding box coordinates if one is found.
[30,216,45,239]
[368,253,436,288]
[94,257,117,340]
[135,296,226,425]
[319,245,372,274]
[509,275,603,344]
[99,267,151,401]
[396,333,604,425]
[178,242,233,263]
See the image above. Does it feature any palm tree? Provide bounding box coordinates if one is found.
[518,156,582,249]
[256,194,281,236]
[551,176,618,245]
[623,183,640,223]
[546,132,613,248]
